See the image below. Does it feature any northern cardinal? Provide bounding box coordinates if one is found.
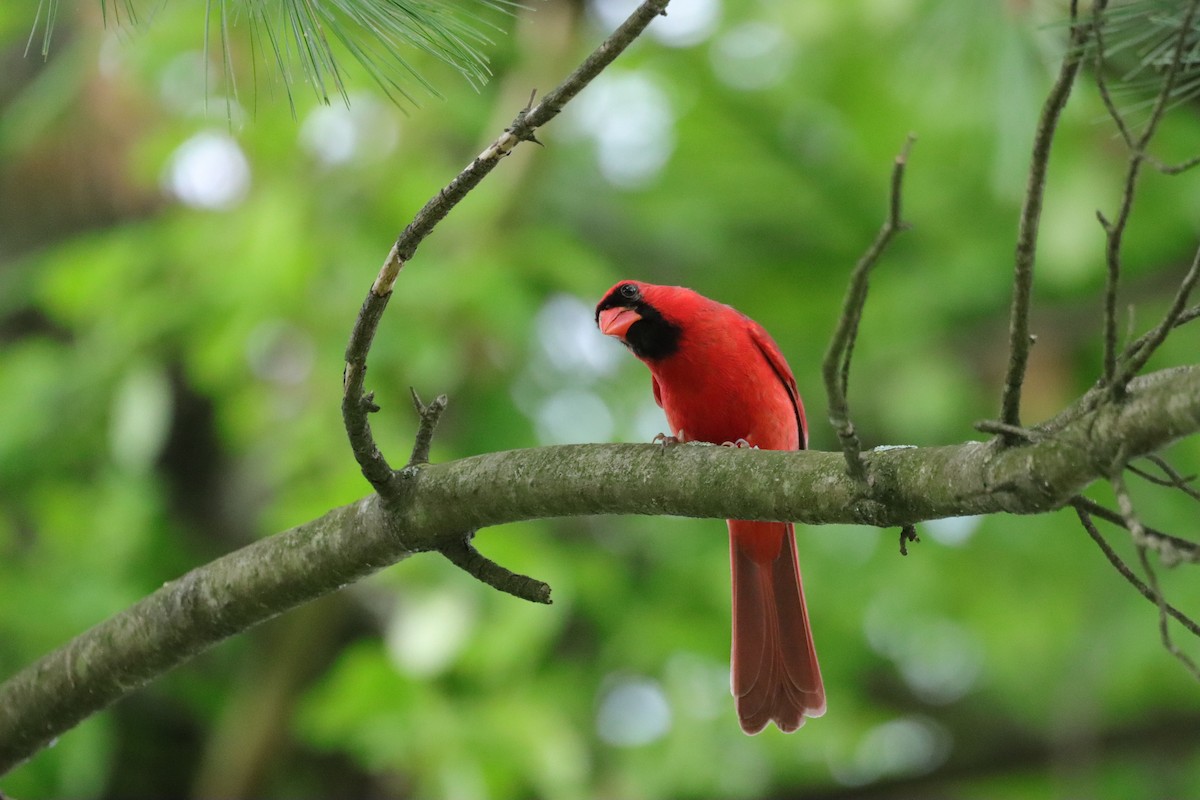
[596,280,825,734]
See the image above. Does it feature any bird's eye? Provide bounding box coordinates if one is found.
[619,283,639,300]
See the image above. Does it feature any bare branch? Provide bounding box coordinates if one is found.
[1073,500,1200,638]
[822,134,915,480]
[1135,542,1200,679]
[406,389,448,468]
[973,419,1037,442]
[1154,152,1200,175]
[1111,470,1200,680]
[440,533,552,604]
[1070,495,1200,565]
[1115,243,1200,385]
[383,0,671,273]
[343,255,403,494]
[1091,1,1132,145]
[0,495,399,776]
[341,0,672,494]
[401,392,553,601]
[999,4,1094,437]
[3,364,1198,775]
[1142,454,1200,501]
[1119,302,1200,373]
[1097,0,1200,395]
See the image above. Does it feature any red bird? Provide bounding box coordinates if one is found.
[596,280,825,734]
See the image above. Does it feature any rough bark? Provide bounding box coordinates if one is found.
[1,364,1197,774]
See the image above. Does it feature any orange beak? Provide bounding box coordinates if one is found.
[598,306,641,338]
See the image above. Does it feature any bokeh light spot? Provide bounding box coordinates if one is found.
[596,676,672,746]
[164,131,250,210]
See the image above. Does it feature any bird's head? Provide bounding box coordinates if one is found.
[595,280,686,361]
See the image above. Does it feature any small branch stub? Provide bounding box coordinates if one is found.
[440,533,552,605]
[407,389,449,468]
[508,90,544,146]
[973,419,1036,443]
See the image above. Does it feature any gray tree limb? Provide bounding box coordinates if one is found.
[1,363,1198,774]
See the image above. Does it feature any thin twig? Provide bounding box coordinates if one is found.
[1111,467,1200,680]
[1127,463,1181,488]
[1154,152,1200,175]
[1073,500,1200,639]
[1134,542,1200,679]
[999,3,1092,438]
[1072,495,1200,564]
[1119,302,1200,373]
[386,0,671,273]
[1097,0,1200,396]
[973,419,1038,442]
[1092,1,1200,178]
[1099,140,1137,391]
[822,134,915,480]
[1128,455,1200,502]
[1115,243,1200,385]
[406,389,448,468]
[400,391,554,601]
[440,534,552,604]
[1143,454,1200,501]
[1092,1,1132,148]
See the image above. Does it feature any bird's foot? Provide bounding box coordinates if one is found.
[721,438,757,449]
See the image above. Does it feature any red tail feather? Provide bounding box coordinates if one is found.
[729,520,825,734]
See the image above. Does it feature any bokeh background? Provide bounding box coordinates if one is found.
[3,0,1200,797]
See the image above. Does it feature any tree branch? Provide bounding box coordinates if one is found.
[999,4,1094,438]
[1115,242,1200,386]
[340,0,670,596]
[1071,495,1200,564]
[405,388,448,468]
[1096,0,1200,396]
[822,134,914,480]
[1073,499,1200,637]
[341,0,672,490]
[1111,468,1200,679]
[2,364,1199,774]
[440,533,552,604]
[1133,454,1200,502]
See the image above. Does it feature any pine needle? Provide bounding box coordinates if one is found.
[1095,0,1200,110]
[28,0,518,112]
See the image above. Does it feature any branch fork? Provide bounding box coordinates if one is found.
[822,133,916,484]
[399,391,554,603]
[338,0,679,606]
[822,135,916,558]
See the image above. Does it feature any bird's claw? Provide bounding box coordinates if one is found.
[721,438,757,449]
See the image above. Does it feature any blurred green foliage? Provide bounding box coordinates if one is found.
[2,0,1200,798]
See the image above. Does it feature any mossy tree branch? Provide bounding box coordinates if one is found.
[1,363,1199,773]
